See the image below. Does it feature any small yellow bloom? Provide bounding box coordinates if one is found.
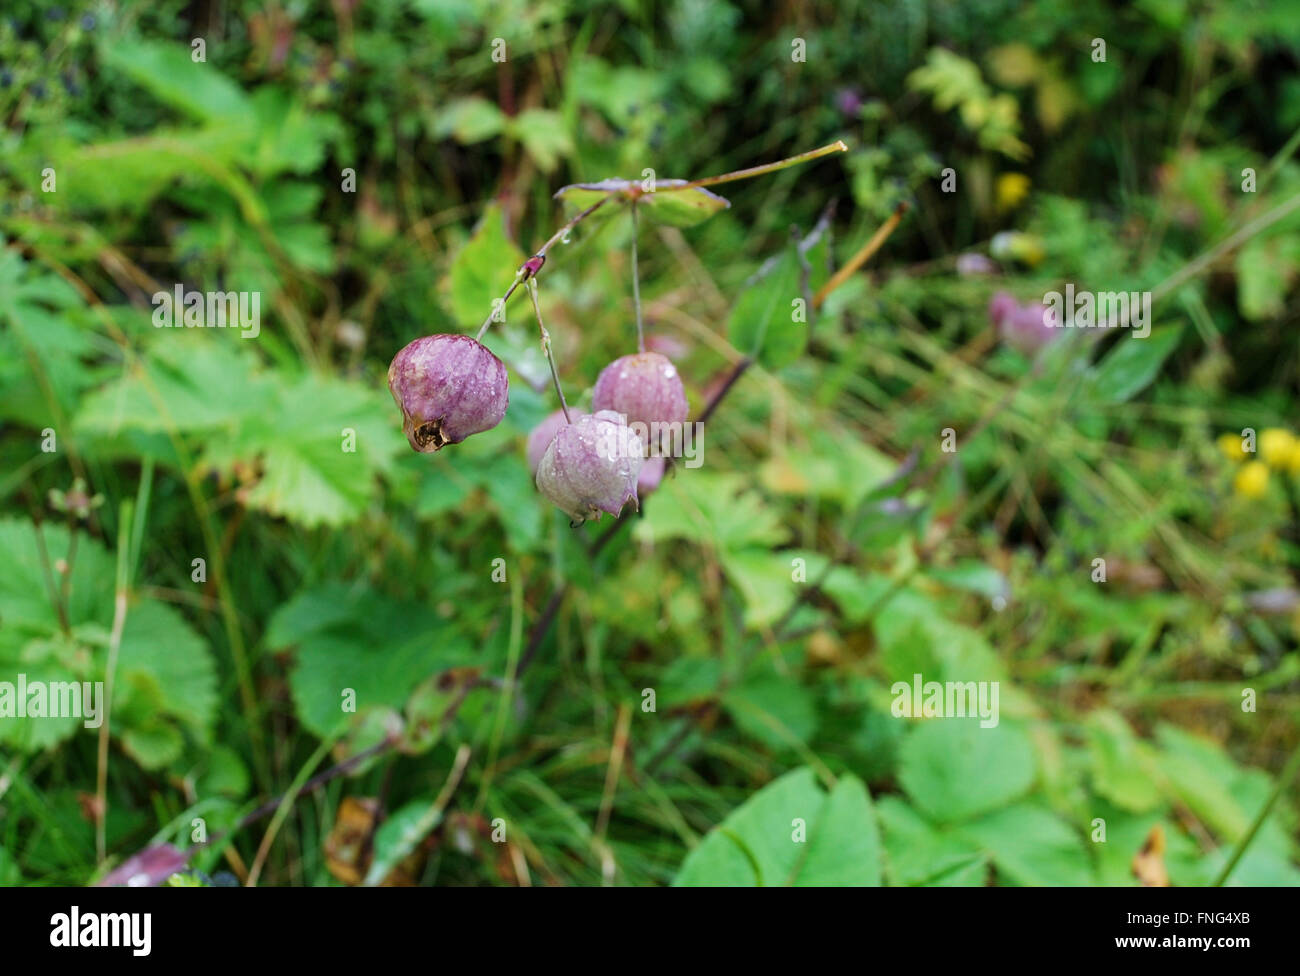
[1217,433,1248,462]
[1258,428,1296,468]
[996,173,1031,212]
[1287,441,1300,475]
[1234,460,1269,499]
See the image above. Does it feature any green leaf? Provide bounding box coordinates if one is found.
[508,109,572,173]
[639,181,731,227]
[100,40,252,122]
[552,179,730,228]
[0,519,216,763]
[280,587,471,737]
[633,472,787,552]
[674,768,882,886]
[955,803,1095,885]
[432,97,507,144]
[448,203,527,327]
[1088,324,1182,403]
[877,797,986,885]
[1236,235,1300,321]
[1085,710,1163,812]
[364,798,445,885]
[722,674,817,749]
[728,244,806,369]
[898,719,1036,823]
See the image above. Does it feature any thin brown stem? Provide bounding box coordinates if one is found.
[813,201,909,309]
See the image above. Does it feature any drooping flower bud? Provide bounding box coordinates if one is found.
[388,334,508,452]
[535,410,644,522]
[526,408,586,475]
[591,352,688,443]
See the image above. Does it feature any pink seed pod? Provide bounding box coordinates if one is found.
[526,408,587,475]
[591,352,689,440]
[535,410,644,522]
[388,334,508,452]
[637,455,666,496]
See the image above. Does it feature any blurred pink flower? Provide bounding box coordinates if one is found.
[988,290,1059,354]
[96,844,189,887]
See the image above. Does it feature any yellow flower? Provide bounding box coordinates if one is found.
[1288,442,1300,475]
[996,173,1031,212]
[1258,428,1296,468]
[1217,433,1248,462]
[1234,460,1269,499]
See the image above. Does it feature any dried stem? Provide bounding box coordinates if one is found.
[813,201,908,309]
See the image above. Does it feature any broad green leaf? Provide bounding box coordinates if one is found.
[728,244,806,368]
[432,97,507,144]
[509,109,572,173]
[1236,235,1299,321]
[1085,710,1162,812]
[448,203,527,327]
[674,768,882,886]
[633,472,787,552]
[1152,724,1288,847]
[100,40,252,122]
[281,587,471,737]
[877,797,986,885]
[1088,324,1182,403]
[955,803,1096,885]
[364,798,446,885]
[0,519,216,762]
[639,181,731,227]
[553,179,730,228]
[898,719,1036,824]
[722,674,817,749]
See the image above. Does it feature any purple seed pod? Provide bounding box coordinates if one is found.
[388,334,508,452]
[591,352,689,444]
[96,844,190,887]
[535,410,645,522]
[526,407,587,475]
[638,455,666,496]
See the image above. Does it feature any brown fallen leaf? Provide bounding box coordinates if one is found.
[324,796,424,886]
[1132,824,1170,887]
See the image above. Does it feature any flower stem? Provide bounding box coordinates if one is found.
[630,202,644,352]
[476,195,613,342]
[663,140,848,192]
[527,277,572,423]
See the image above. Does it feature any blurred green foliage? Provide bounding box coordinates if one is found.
[1,0,1299,887]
